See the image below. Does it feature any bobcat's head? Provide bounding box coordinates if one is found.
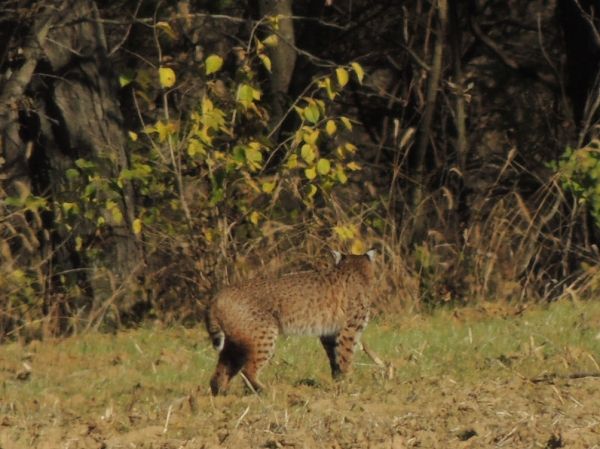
[331,249,376,283]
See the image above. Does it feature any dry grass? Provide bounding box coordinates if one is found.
[1,300,600,448]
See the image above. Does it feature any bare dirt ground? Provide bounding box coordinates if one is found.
[1,301,600,448]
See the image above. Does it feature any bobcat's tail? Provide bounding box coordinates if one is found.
[205,305,225,352]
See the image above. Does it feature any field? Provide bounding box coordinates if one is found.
[1,300,600,449]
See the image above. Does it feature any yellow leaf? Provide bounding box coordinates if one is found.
[263,34,279,47]
[244,144,263,170]
[202,96,214,113]
[318,77,336,100]
[262,181,276,193]
[75,236,83,251]
[325,120,337,136]
[159,67,176,88]
[336,67,349,88]
[286,154,298,169]
[205,54,224,75]
[301,144,317,163]
[336,165,348,184]
[237,84,262,109]
[307,184,318,198]
[119,73,134,87]
[128,131,138,141]
[259,54,272,72]
[344,142,358,154]
[346,161,361,171]
[237,84,254,108]
[351,238,366,255]
[305,166,317,180]
[250,211,260,225]
[333,225,355,240]
[340,116,353,130]
[317,158,331,175]
[351,62,365,84]
[303,129,320,145]
[203,227,214,242]
[155,121,169,142]
[156,21,176,39]
[133,218,143,235]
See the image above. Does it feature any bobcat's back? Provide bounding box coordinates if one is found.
[211,254,373,337]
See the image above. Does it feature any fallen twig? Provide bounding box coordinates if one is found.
[530,372,600,383]
[359,341,386,368]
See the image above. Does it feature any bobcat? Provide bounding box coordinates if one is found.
[205,250,376,395]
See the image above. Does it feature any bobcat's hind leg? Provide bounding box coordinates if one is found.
[210,340,246,395]
[241,325,278,393]
[333,308,369,378]
[320,335,342,379]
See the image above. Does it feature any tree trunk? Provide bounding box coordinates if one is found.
[411,0,448,240]
[1,0,143,334]
[258,0,297,141]
[557,0,600,138]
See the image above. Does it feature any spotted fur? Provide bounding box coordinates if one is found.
[205,251,375,395]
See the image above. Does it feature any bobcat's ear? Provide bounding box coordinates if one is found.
[331,250,343,265]
[366,249,377,262]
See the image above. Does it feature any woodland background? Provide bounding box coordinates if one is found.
[3,0,600,339]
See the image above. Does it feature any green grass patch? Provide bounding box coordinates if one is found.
[1,300,600,448]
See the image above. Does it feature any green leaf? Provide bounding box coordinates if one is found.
[66,168,80,180]
[244,143,263,170]
[317,158,331,175]
[205,54,224,75]
[237,84,260,109]
[304,104,320,124]
[210,187,224,206]
[187,139,205,157]
[75,159,95,170]
[301,144,317,164]
[118,72,135,87]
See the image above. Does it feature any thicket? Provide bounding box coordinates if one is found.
[2,0,600,340]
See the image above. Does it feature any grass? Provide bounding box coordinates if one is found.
[1,299,600,448]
